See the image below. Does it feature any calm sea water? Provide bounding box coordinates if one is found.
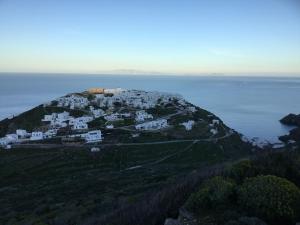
[1,73,300,142]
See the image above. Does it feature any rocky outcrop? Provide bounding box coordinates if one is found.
[279,113,300,143]
[280,113,300,126]
[279,127,300,142]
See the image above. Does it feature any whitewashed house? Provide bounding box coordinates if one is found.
[104,88,123,95]
[42,111,70,128]
[6,134,18,143]
[210,129,218,135]
[212,119,220,126]
[72,122,88,130]
[69,116,93,130]
[42,113,57,122]
[181,120,195,131]
[16,129,29,138]
[104,113,122,121]
[135,110,153,122]
[30,132,44,141]
[106,124,114,129]
[57,111,70,121]
[0,137,9,146]
[135,119,168,131]
[85,130,102,143]
[93,89,183,110]
[89,106,105,118]
[44,129,57,138]
[0,134,18,147]
[90,147,101,152]
[57,95,89,109]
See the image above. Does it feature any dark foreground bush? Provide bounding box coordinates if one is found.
[225,216,267,225]
[185,176,235,212]
[228,160,256,183]
[238,175,300,224]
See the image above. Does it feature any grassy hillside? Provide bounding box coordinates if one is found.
[0,135,251,225]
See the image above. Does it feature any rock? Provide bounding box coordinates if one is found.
[279,113,300,143]
[279,127,300,142]
[164,218,182,225]
[280,113,300,126]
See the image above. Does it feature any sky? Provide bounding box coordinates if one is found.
[0,0,299,75]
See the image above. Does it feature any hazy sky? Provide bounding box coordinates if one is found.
[0,0,299,75]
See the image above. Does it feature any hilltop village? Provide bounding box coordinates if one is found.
[0,88,226,150]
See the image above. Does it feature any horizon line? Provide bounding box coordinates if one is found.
[1,71,300,77]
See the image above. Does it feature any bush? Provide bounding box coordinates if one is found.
[229,160,257,183]
[237,175,300,224]
[225,217,267,225]
[185,176,236,212]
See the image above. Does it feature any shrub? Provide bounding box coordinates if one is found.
[185,176,236,212]
[228,160,256,183]
[237,175,300,224]
[225,217,267,225]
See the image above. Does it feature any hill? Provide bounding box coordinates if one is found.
[0,88,254,225]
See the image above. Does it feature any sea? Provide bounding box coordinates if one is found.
[1,73,300,143]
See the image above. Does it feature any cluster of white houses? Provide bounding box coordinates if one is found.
[135,119,168,131]
[0,88,201,149]
[0,129,103,149]
[55,89,184,111]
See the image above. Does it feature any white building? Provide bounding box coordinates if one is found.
[210,129,218,135]
[69,116,93,130]
[6,134,18,143]
[57,95,89,109]
[104,113,122,121]
[30,132,44,141]
[42,111,70,128]
[72,122,88,130]
[0,134,18,147]
[181,120,195,131]
[94,89,183,110]
[57,111,70,120]
[69,116,93,125]
[212,119,220,126]
[0,137,9,146]
[104,88,123,95]
[89,106,105,118]
[106,124,114,129]
[90,147,101,152]
[42,113,57,122]
[135,110,153,122]
[16,129,29,138]
[44,129,57,138]
[85,130,102,143]
[135,119,168,131]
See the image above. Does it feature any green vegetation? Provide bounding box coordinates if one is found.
[0,135,251,225]
[181,149,300,225]
[146,105,177,116]
[2,91,284,225]
[87,117,106,128]
[186,176,235,211]
[238,175,300,223]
